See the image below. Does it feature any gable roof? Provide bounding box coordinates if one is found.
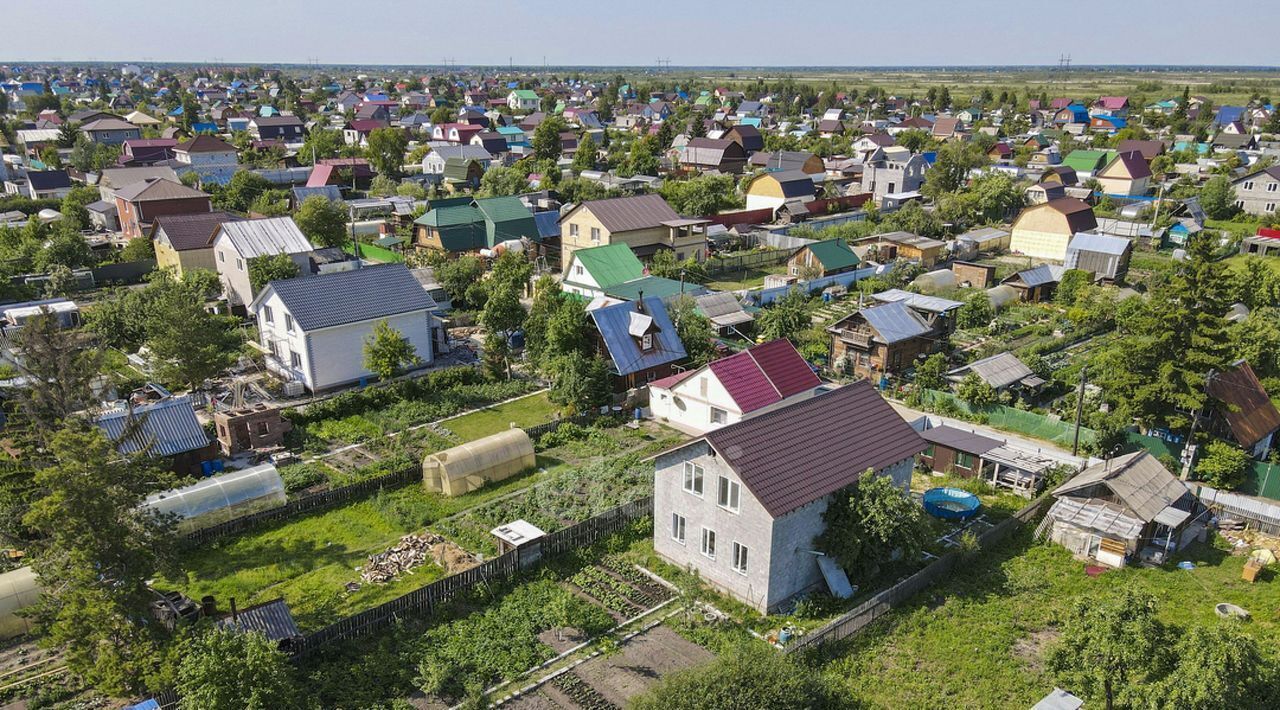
[1115,139,1165,161]
[589,297,686,376]
[572,194,681,233]
[80,118,137,132]
[570,243,644,287]
[1066,232,1131,257]
[1101,151,1152,180]
[214,217,314,257]
[1207,360,1280,449]
[803,238,860,271]
[26,170,72,191]
[859,301,931,344]
[691,339,821,413]
[114,177,209,203]
[176,134,235,153]
[153,211,243,251]
[1053,451,1190,523]
[95,396,211,458]
[694,291,753,328]
[948,352,1037,389]
[1061,150,1115,174]
[259,263,435,332]
[700,381,926,518]
[1008,264,1058,288]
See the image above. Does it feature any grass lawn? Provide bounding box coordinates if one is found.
[704,264,788,292]
[165,467,549,630]
[815,529,1280,709]
[1223,252,1280,276]
[441,390,558,441]
[165,420,683,630]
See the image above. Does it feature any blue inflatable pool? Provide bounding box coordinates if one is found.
[922,487,981,520]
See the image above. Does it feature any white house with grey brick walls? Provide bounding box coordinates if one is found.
[652,382,925,613]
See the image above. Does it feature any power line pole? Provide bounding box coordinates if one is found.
[1072,365,1088,457]
[1180,369,1215,480]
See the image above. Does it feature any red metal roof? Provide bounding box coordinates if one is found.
[702,381,926,518]
[1256,227,1280,240]
[747,338,821,399]
[710,349,782,412]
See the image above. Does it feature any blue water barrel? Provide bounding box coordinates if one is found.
[200,461,214,477]
[210,459,225,473]
[508,329,526,349]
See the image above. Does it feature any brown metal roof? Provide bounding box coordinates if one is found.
[114,177,210,203]
[1207,361,1280,449]
[571,194,680,233]
[176,134,235,153]
[701,381,926,518]
[153,211,243,251]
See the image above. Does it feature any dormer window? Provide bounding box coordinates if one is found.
[641,333,653,350]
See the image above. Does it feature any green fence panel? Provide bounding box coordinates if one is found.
[922,390,1095,449]
[344,242,405,263]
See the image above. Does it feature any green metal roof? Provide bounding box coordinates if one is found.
[1062,150,1116,174]
[414,197,538,252]
[571,243,643,289]
[602,275,703,301]
[510,89,538,100]
[805,238,860,271]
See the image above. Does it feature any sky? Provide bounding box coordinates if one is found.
[6,0,1279,67]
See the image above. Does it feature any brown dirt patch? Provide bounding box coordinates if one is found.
[1011,627,1059,671]
[570,625,713,706]
[538,627,589,655]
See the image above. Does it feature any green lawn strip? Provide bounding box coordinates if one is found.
[704,264,788,292]
[440,390,559,441]
[1223,253,1280,276]
[815,530,1280,709]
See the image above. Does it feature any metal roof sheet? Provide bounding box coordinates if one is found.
[919,424,1003,455]
[569,194,680,234]
[216,217,314,258]
[215,598,302,642]
[589,297,686,376]
[95,396,211,458]
[571,243,644,289]
[1066,232,1132,257]
[700,382,926,518]
[871,288,963,314]
[1054,451,1191,523]
[860,301,931,344]
[949,352,1036,389]
[259,263,436,332]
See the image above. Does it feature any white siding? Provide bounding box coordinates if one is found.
[305,310,434,390]
[649,372,743,434]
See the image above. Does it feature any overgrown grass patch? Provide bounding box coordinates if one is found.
[813,529,1280,709]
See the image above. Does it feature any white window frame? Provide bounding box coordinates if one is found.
[590,226,601,242]
[1243,181,1255,191]
[1267,203,1276,213]
[731,541,748,575]
[641,333,653,350]
[710,407,727,425]
[285,313,295,333]
[700,527,716,559]
[671,513,686,544]
[717,476,740,513]
[236,257,244,271]
[262,305,273,324]
[289,350,302,369]
[1269,183,1278,192]
[569,223,579,237]
[682,462,704,496]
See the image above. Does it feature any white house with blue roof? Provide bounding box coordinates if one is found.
[250,264,437,392]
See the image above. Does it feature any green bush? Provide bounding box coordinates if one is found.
[279,462,330,493]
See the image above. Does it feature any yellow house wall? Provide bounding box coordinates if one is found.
[155,242,216,276]
[1010,208,1071,260]
[560,206,673,264]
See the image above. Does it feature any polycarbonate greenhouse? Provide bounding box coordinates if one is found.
[142,464,287,533]
[423,427,536,496]
[987,284,1020,310]
[0,566,40,640]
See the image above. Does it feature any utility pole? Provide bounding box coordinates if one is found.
[1180,369,1215,480]
[1072,365,1087,457]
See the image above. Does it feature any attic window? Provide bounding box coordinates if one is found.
[641,333,653,350]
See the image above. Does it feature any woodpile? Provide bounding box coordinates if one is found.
[360,534,438,583]
[358,533,480,583]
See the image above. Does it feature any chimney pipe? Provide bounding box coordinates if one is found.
[636,291,644,311]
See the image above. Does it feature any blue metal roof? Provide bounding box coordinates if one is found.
[533,211,560,240]
[1215,105,1245,126]
[590,298,686,376]
[95,396,211,458]
[860,301,930,344]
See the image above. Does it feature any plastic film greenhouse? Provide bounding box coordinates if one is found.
[142,464,287,533]
[423,427,536,496]
[0,566,40,640]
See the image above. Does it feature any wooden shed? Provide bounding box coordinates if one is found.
[423,428,536,496]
